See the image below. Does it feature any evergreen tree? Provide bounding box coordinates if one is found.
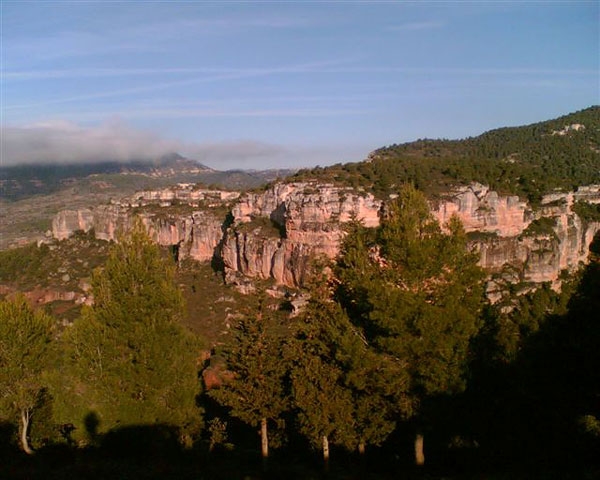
[288,281,354,465]
[208,296,289,462]
[289,267,398,463]
[53,220,203,445]
[336,184,485,464]
[0,296,54,454]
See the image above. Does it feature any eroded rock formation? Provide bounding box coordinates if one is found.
[52,187,229,264]
[52,183,600,289]
[223,182,381,285]
[431,183,531,237]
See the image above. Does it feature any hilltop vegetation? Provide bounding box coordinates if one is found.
[291,106,600,203]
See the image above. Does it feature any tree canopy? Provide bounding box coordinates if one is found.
[334,185,486,463]
[52,220,203,445]
[208,295,289,459]
[0,296,54,453]
[291,106,599,203]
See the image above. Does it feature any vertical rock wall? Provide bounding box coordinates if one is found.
[52,183,600,289]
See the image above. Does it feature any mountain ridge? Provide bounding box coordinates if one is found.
[290,106,600,203]
[0,153,296,201]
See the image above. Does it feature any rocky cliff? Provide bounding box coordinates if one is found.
[52,185,231,264]
[475,185,600,285]
[52,182,600,290]
[222,182,381,286]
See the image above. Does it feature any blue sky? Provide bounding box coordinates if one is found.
[1,1,598,169]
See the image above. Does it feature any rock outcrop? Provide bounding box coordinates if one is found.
[52,183,600,289]
[52,186,231,264]
[474,185,600,285]
[431,183,531,237]
[222,182,381,285]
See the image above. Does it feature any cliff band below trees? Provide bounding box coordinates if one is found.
[52,182,600,289]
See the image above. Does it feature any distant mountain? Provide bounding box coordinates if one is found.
[0,153,295,200]
[291,106,600,203]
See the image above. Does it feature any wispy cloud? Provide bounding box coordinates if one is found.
[51,108,371,123]
[0,120,284,167]
[3,11,323,65]
[311,66,598,76]
[3,60,358,110]
[386,20,445,31]
[6,62,594,88]
[2,67,243,81]
[3,57,359,82]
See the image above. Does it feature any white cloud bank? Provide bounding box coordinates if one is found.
[0,120,285,168]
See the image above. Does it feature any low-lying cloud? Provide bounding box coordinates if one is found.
[1,120,285,168]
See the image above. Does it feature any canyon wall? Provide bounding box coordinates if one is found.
[222,183,381,285]
[52,183,600,289]
[52,185,229,263]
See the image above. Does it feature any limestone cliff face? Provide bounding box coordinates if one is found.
[222,182,381,285]
[431,183,531,237]
[475,186,600,284]
[224,182,600,286]
[52,209,95,241]
[52,187,228,263]
[52,183,600,289]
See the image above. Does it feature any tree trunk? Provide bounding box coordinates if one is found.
[358,442,366,455]
[322,435,330,470]
[414,432,425,466]
[260,417,269,460]
[20,409,34,455]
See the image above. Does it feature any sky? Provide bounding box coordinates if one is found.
[1,1,598,170]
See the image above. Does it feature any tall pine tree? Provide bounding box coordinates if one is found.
[336,184,485,465]
[0,296,54,454]
[289,265,399,463]
[53,219,203,446]
[208,295,289,462]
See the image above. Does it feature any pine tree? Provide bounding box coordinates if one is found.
[53,219,203,446]
[288,286,354,466]
[336,184,485,465]
[0,296,54,454]
[208,296,289,462]
[289,266,399,463]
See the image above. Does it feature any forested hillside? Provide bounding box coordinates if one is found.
[2,187,598,480]
[2,109,600,479]
[292,106,600,203]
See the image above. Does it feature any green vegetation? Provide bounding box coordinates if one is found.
[0,296,54,454]
[287,272,395,461]
[0,232,110,290]
[1,183,599,477]
[573,200,600,224]
[466,230,499,242]
[335,185,486,463]
[236,215,285,237]
[0,243,52,285]
[290,106,600,203]
[52,221,203,445]
[208,295,289,461]
[520,217,558,239]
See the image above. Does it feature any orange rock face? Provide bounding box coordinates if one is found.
[223,183,382,286]
[52,183,600,289]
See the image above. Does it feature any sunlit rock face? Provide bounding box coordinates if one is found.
[431,183,531,237]
[223,182,381,285]
[52,188,227,263]
[52,209,95,240]
[470,190,600,286]
[52,183,600,289]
